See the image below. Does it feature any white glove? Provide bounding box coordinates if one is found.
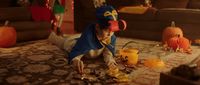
[72,58,84,74]
[107,59,118,69]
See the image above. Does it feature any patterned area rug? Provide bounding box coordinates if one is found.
[115,38,200,85]
[0,37,200,85]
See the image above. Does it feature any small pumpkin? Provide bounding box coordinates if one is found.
[0,21,17,48]
[162,21,183,44]
[167,35,191,52]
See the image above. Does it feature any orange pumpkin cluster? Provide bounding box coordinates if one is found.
[162,21,191,53]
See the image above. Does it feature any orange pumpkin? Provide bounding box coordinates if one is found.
[162,21,183,44]
[167,35,190,51]
[0,21,16,48]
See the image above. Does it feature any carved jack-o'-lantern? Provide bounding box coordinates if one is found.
[119,41,139,66]
[119,48,139,65]
[0,21,16,48]
[162,21,183,44]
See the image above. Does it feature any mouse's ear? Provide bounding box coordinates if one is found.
[93,0,107,8]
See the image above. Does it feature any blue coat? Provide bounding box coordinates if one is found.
[68,24,116,62]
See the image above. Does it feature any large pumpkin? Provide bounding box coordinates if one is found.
[0,21,17,48]
[162,21,183,44]
[167,35,190,51]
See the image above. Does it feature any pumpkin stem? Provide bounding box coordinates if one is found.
[4,20,9,26]
[171,21,175,27]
